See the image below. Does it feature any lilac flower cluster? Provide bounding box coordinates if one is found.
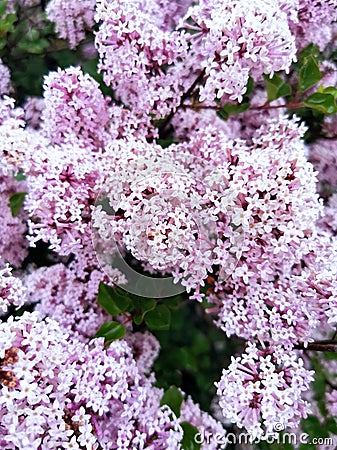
[46,0,96,49]
[0,59,12,96]
[180,0,296,103]
[24,263,110,341]
[0,312,226,449]
[0,262,26,315]
[95,0,189,117]
[0,68,159,258]
[288,0,337,50]
[216,343,314,440]
[41,67,110,148]
[93,114,321,299]
[0,173,28,267]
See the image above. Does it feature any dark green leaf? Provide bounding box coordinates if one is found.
[156,138,175,148]
[113,290,131,312]
[97,282,122,316]
[145,305,171,331]
[180,422,201,450]
[298,444,316,450]
[175,347,197,371]
[17,36,49,54]
[51,49,78,68]
[223,102,250,115]
[132,297,156,313]
[9,192,27,217]
[191,333,209,356]
[326,417,337,434]
[94,321,126,341]
[160,386,183,417]
[324,352,337,360]
[301,415,328,438]
[304,93,337,114]
[311,367,326,398]
[13,170,26,181]
[27,29,40,41]
[278,442,295,450]
[0,1,7,16]
[245,76,254,96]
[216,101,250,120]
[322,86,337,99]
[299,55,321,91]
[0,13,16,33]
[133,314,143,325]
[298,44,320,61]
[132,297,156,325]
[216,109,229,121]
[164,295,181,310]
[264,73,292,102]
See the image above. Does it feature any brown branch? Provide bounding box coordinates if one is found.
[157,69,205,138]
[180,100,304,112]
[295,339,337,352]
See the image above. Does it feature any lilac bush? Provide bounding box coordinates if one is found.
[1,0,337,449]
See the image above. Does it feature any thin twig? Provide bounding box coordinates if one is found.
[180,100,304,112]
[295,340,337,352]
[158,69,205,138]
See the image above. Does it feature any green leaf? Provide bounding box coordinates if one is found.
[324,351,337,360]
[223,102,250,115]
[97,283,131,316]
[113,290,131,312]
[191,333,209,356]
[17,35,49,54]
[13,170,26,182]
[132,297,156,313]
[27,29,40,41]
[160,386,183,418]
[298,44,320,61]
[279,442,295,450]
[299,55,321,91]
[132,297,156,325]
[97,282,122,316]
[164,295,181,310]
[216,101,250,121]
[0,13,16,33]
[156,138,175,148]
[322,86,337,99]
[264,73,292,102]
[245,76,254,96]
[133,314,143,325]
[94,321,126,341]
[216,109,229,121]
[311,367,326,398]
[0,1,7,17]
[301,415,328,438]
[298,445,316,450]
[9,192,27,217]
[180,422,201,450]
[304,93,337,114]
[326,417,337,434]
[145,304,171,331]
